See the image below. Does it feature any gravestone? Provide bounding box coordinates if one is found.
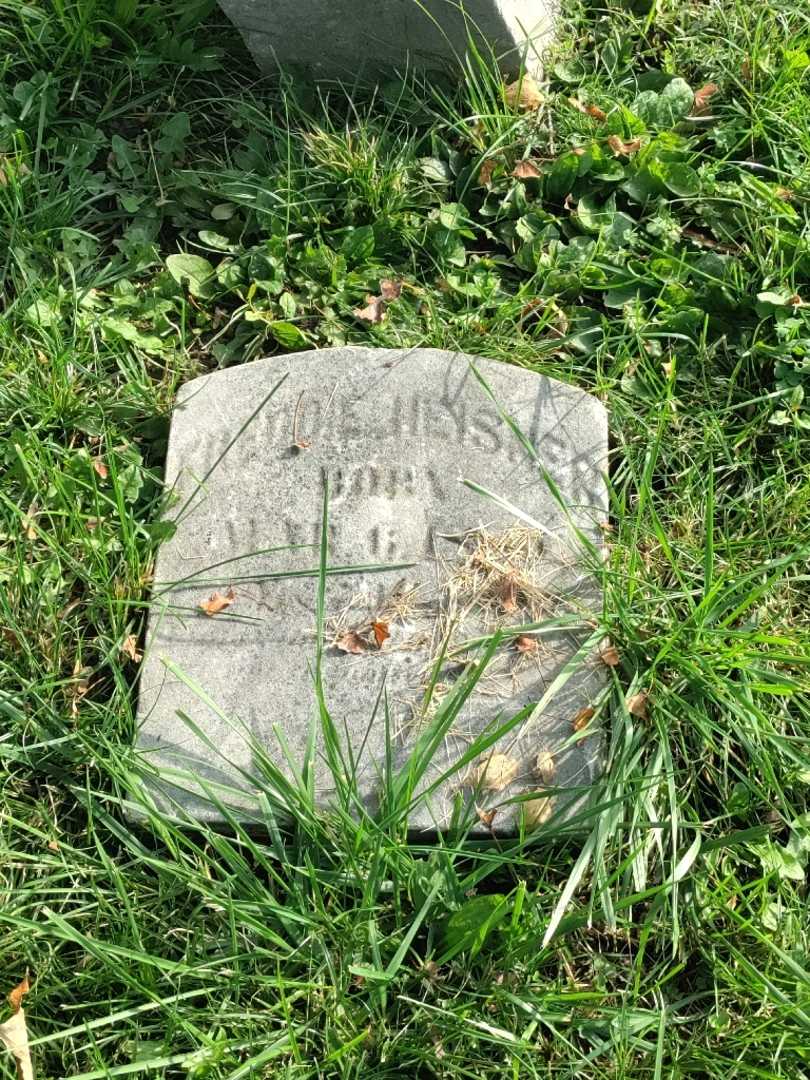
[217,0,554,80]
[136,347,608,835]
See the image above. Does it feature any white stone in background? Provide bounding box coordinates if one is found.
[217,0,554,80]
[135,347,607,834]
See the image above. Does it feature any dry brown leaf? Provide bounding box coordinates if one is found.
[498,575,519,613]
[199,588,235,617]
[692,83,719,115]
[379,279,402,302]
[741,56,752,81]
[627,691,649,719]
[353,295,387,324]
[504,75,543,111]
[599,641,620,667]
[476,806,497,829]
[607,134,643,157]
[534,750,555,783]
[478,158,498,186]
[92,458,108,480]
[523,796,555,829]
[1,977,33,1080]
[336,630,371,655]
[21,503,37,542]
[476,753,519,792]
[573,706,595,733]
[372,621,390,648]
[514,634,538,654]
[121,634,142,663]
[568,97,606,122]
[512,159,542,180]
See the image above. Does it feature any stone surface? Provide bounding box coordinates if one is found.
[217,0,554,80]
[136,347,608,835]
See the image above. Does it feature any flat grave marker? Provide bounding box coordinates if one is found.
[136,346,608,834]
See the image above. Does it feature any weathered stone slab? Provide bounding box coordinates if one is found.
[217,0,554,80]
[136,347,608,834]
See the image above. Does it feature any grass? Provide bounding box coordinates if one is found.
[1,0,810,1075]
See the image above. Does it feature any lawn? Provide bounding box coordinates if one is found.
[1,0,809,1076]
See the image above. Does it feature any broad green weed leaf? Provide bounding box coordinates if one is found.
[166,253,216,297]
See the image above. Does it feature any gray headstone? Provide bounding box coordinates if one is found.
[136,347,608,835]
[217,0,554,80]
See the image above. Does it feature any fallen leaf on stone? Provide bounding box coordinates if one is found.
[372,621,390,648]
[691,83,719,115]
[199,588,235,617]
[607,135,643,157]
[498,575,519,613]
[476,753,519,791]
[523,796,555,829]
[477,807,497,829]
[512,159,542,180]
[353,295,387,324]
[573,706,595,733]
[336,630,371,655]
[627,691,649,719]
[0,976,33,1080]
[478,158,498,186]
[504,75,543,111]
[92,458,108,480]
[514,635,538,654]
[121,634,142,663]
[534,750,555,783]
[535,751,557,786]
[599,641,620,667]
[379,279,402,302]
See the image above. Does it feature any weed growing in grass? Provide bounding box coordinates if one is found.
[1,0,809,1075]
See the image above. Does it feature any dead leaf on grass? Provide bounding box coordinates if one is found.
[354,295,387,324]
[199,588,235,617]
[478,158,498,186]
[568,97,606,122]
[0,976,33,1080]
[336,630,371,655]
[691,83,719,115]
[607,135,643,157]
[121,634,142,663]
[504,75,544,111]
[599,640,620,667]
[512,159,542,180]
[627,691,649,719]
[379,279,402,302]
[476,753,519,791]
